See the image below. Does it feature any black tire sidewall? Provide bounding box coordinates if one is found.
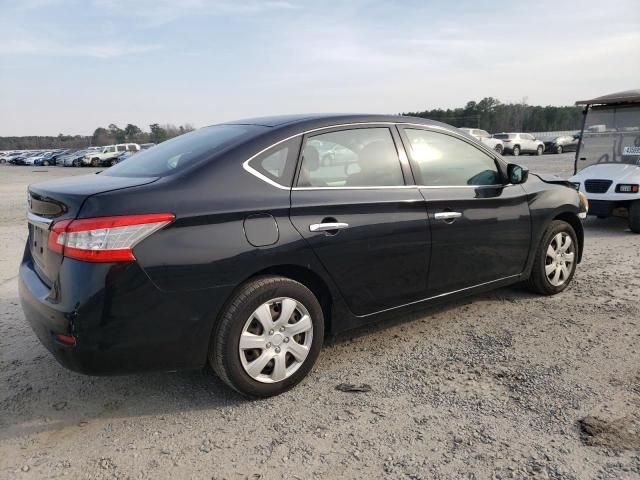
[213,277,324,397]
[534,220,578,294]
[513,146,520,156]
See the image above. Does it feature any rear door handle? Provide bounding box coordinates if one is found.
[309,222,349,232]
[434,211,462,221]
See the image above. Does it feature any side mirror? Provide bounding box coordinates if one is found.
[507,163,528,184]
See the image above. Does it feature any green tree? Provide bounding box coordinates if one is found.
[124,124,142,141]
[149,123,167,143]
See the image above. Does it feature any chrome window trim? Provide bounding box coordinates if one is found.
[242,121,503,190]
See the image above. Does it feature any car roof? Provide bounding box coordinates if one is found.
[215,113,451,133]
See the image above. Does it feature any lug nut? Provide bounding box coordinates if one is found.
[279,326,285,332]
[283,337,290,343]
[266,343,271,348]
[268,329,274,335]
[275,347,281,353]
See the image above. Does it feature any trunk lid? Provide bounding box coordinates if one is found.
[27,174,158,286]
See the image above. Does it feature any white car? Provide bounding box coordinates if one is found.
[85,143,141,167]
[569,89,640,233]
[492,133,544,156]
[459,128,504,154]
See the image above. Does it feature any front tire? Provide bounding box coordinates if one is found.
[526,220,578,295]
[91,158,100,167]
[536,145,544,156]
[209,276,324,398]
[494,144,503,155]
[512,145,520,156]
[629,201,640,233]
[556,145,563,154]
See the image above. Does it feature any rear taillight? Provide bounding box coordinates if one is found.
[48,213,174,262]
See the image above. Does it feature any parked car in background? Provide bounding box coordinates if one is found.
[20,114,588,397]
[30,151,56,166]
[543,135,580,154]
[115,150,138,163]
[62,149,93,167]
[140,143,156,150]
[493,133,544,156]
[459,128,504,154]
[13,151,41,165]
[86,144,141,167]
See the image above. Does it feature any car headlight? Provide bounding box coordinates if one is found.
[578,191,589,218]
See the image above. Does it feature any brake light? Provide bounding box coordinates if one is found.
[48,213,175,262]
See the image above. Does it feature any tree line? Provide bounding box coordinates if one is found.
[0,98,585,150]
[0,122,195,151]
[405,97,583,133]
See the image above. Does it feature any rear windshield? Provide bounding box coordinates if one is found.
[493,133,514,139]
[103,125,264,177]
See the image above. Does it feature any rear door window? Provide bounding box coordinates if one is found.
[297,128,404,187]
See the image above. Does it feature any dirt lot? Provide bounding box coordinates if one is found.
[1,155,639,479]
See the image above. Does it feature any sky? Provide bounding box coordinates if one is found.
[0,0,639,136]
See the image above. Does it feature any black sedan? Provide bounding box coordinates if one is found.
[20,114,588,397]
[544,135,580,154]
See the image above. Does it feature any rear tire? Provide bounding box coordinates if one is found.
[494,144,503,155]
[526,220,578,295]
[556,145,563,154]
[512,145,520,156]
[209,276,324,398]
[91,158,100,167]
[536,145,544,156]
[629,201,640,233]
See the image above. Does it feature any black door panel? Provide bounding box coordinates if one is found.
[420,185,530,295]
[290,189,431,316]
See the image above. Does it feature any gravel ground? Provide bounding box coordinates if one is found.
[0,155,639,479]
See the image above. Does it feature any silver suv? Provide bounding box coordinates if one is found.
[493,133,544,156]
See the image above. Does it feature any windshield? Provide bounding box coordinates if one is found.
[103,124,264,177]
[493,133,514,139]
[576,104,640,172]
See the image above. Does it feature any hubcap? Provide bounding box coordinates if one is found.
[545,232,575,287]
[239,297,313,384]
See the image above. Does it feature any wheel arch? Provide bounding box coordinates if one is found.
[553,211,584,263]
[246,264,335,334]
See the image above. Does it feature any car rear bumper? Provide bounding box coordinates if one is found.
[19,248,231,375]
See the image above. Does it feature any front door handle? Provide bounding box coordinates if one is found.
[309,222,349,232]
[434,211,462,222]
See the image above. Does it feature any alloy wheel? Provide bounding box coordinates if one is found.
[545,232,575,287]
[239,297,313,384]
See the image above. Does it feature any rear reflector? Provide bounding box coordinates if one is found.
[48,213,175,263]
[55,334,77,345]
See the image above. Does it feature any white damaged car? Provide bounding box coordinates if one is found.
[569,89,640,232]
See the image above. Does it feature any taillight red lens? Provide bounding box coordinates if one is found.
[48,213,175,263]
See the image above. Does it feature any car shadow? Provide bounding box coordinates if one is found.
[325,283,536,347]
[0,284,539,442]
[582,215,633,234]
